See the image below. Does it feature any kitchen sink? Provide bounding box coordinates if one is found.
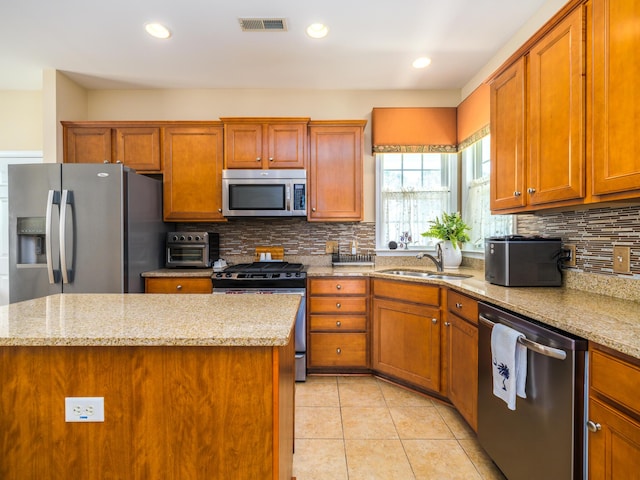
[378,269,472,280]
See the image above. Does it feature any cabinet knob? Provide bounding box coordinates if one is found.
[336,321,342,327]
[256,157,262,162]
[444,322,451,327]
[587,420,601,433]
[176,285,182,290]
[311,207,316,212]
[432,318,438,324]
[116,160,122,164]
[513,191,522,197]
[269,157,274,162]
[218,208,222,213]
[103,160,110,164]
[336,303,341,309]
[527,187,536,194]
[455,302,463,308]
[336,348,342,355]
[336,284,342,290]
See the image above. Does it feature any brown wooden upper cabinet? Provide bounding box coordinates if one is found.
[62,122,162,173]
[308,120,366,222]
[490,4,585,213]
[591,0,640,200]
[162,123,226,222]
[221,117,309,169]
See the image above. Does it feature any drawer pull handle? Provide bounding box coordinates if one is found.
[176,285,182,290]
[336,303,341,309]
[256,157,262,162]
[336,348,342,355]
[336,284,342,290]
[528,187,536,194]
[587,420,601,433]
[432,318,438,324]
[336,321,342,327]
[444,322,451,327]
[514,191,522,197]
[455,302,463,308]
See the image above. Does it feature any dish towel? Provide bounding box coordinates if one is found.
[491,323,527,410]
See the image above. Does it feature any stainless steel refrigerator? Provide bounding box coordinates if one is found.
[8,163,167,303]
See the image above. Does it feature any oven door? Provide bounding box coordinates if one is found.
[212,288,307,381]
[166,244,209,268]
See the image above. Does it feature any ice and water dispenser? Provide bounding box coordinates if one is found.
[16,217,46,265]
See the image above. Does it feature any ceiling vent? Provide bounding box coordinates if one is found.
[239,18,288,32]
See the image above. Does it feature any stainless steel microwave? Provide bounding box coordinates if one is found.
[222,169,307,217]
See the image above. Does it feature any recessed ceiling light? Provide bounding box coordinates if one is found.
[145,22,172,39]
[306,23,328,39]
[412,57,432,69]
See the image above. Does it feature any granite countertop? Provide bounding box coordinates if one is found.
[0,294,300,347]
[307,265,640,360]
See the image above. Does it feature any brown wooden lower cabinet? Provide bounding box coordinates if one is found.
[145,277,212,293]
[371,279,442,392]
[588,344,640,478]
[0,342,294,479]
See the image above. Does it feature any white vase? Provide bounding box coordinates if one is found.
[440,240,462,269]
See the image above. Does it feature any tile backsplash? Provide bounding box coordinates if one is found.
[517,205,640,277]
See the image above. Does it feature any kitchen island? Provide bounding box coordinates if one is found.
[0,293,300,480]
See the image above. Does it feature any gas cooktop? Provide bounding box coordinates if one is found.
[213,262,306,280]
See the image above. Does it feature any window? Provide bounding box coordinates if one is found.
[376,152,458,250]
[460,135,513,251]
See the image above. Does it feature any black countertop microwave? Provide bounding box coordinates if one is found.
[485,235,563,287]
[222,169,306,217]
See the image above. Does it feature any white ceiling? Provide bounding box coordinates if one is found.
[1,0,550,91]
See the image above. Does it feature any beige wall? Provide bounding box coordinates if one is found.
[0,90,42,150]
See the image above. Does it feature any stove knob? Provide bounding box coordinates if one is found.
[225,273,233,278]
[295,272,301,277]
[179,235,185,241]
[286,273,292,277]
[187,235,193,241]
[172,235,179,242]
[194,235,201,241]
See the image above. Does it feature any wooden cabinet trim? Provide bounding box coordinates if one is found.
[373,278,440,306]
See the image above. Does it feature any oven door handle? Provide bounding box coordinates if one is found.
[479,315,567,361]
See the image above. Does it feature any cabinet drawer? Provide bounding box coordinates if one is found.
[373,279,440,306]
[309,315,367,332]
[145,277,212,294]
[591,347,640,418]
[447,291,479,325]
[308,278,368,295]
[308,296,368,314]
[308,333,368,367]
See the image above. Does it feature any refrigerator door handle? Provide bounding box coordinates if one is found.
[45,190,61,284]
[59,189,74,284]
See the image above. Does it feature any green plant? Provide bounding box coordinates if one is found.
[420,212,470,249]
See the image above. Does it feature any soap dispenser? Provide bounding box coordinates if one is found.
[350,238,358,255]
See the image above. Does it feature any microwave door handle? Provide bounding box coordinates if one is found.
[286,184,291,212]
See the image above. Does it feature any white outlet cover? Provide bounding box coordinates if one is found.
[65,397,105,422]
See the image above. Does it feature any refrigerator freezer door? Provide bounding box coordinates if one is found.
[9,163,62,303]
[59,164,126,294]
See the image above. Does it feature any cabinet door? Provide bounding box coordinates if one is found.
[267,123,306,169]
[588,397,640,479]
[163,126,225,221]
[528,6,585,206]
[64,127,112,164]
[224,123,263,168]
[372,297,441,391]
[115,127,161,172]
[446,313,478,432]
[490,58,526,212]
[592,0,640,197]
[308,124,364,221]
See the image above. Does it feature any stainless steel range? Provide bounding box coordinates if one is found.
[212,262,307,381]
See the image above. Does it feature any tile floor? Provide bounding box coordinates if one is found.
[293,375,507,480]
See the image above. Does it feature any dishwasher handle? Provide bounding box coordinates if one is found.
[479,314,567,361]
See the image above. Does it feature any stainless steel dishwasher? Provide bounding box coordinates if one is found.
[477,302,588,480]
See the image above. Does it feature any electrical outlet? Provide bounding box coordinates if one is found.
[563,244,576,267]
[325,241,338,254]
[65,397,104,422]
[613,246,631,274]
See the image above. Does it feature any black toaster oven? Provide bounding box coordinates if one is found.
[485,235,563,286]
[166,232,219,268]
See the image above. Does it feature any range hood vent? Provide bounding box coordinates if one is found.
[239,18,288,32]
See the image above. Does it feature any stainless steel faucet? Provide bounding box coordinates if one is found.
[416,243,444,272]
